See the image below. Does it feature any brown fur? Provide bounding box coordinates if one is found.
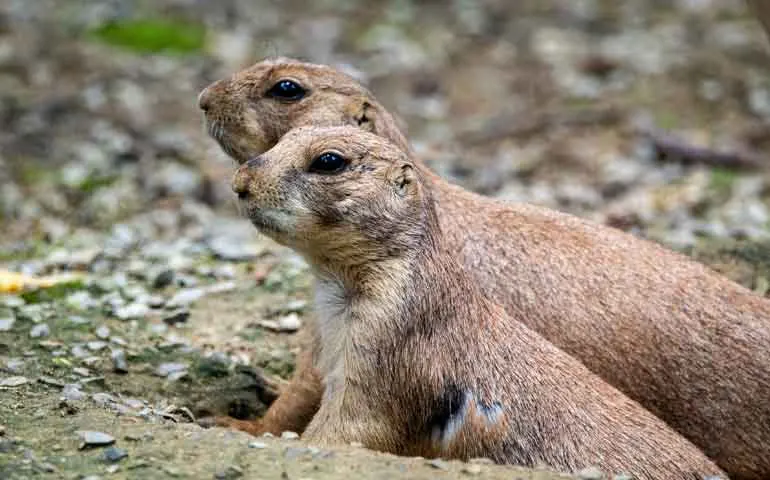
[201,58,770,480]
[230,125,725,479]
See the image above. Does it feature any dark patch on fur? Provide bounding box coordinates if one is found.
[425,382,466,437]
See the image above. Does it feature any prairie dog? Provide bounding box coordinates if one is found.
[230,125,726,480]
[202,58,770,480]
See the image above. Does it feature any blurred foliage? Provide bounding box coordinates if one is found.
[87,18,206,54]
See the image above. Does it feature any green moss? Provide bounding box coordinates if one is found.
[20,280,86,304]
[709,167,738,197]
[88,19,206,55]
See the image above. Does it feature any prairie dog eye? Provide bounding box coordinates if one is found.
[266,80,306,101]
[309,152,347,174]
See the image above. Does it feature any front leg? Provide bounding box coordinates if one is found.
[301,395,398,452]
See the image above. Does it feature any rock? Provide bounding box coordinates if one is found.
[151,268,174,289]
[29,323,50,338]
[427,459,449,470]
[61,384,86,401]
[166,288,204,308]
[5,359,24,374]
[284,446,309,459]
[111,349,128,373]
[0,296,24,308]
[280,431,299,440]
[65,291,99,311]
[17,305,46,323]
[247,441,267,449]
[87,341,108,352]
[214,465,243,479]
[162,309,190,325]
[576,466,604,480]
[102,446,128,462]
[95,325,110,339]
[67,315,91,325]
[208,236,260,262]
[71,345,89,358]
[0,376,29,387]
[0,315,14,332]
[0,425,5,436]
[155,362,189,378]
[73,367,91,377]
[92,393,117,407]
[78,431,115,449]
[114,302,150,320]
[257,313,302,333]
[462,463,482,475]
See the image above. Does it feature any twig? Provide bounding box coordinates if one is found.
[639,127,766,170]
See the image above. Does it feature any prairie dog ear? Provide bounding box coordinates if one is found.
[389,162,418,197]
[345,100,377,133]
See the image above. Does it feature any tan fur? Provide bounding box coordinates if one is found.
[201,58,770,480]
[230,125,725,479]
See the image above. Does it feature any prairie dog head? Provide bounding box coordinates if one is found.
[232,126,431,268]
[199,57,410,164]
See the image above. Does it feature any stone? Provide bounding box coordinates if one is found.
[247,441,267,449]
[111,349,128,373]
[576,466,604,480]
[78,431,115,449]
[0,316,14,332]
[102,446,128,462]
[166,288,204,308]
[95,325,110,339]
[155,362,189,378]
[0,376,29,387]
[280,431,299,440]
[114,302,149,320]
[29,323,50,338]
[427,459,449,470]
[162,309,190,325]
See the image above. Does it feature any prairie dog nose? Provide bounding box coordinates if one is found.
[232,165,253,199]
[231,155,266,198]
[197,86,212,112]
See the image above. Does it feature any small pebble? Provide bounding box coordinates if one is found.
[155,362,189,377]
[0,316,14,332]
[95,326,110,339]
[214,465,243,479]
[576,466,604,480]
[29,323,50,338]
[87,341,108,351]
[115,302,150,320]
[71,345,89,358]
[105,464,120,474]
[79,431,115,449]
[151,268,175,289]
[0,376,29,387]
[111,349,128,373]
[163,309,190,325]
[280,431,299,440]
[284,446,309,459]
[62,384,86,401]
[166,288,204,308]
[73,367,91,377]
[462,463,482,475]
[427,458,449,470]
[103,446,128,462]
[247,441,267,449]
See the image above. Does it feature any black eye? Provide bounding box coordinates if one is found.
[266,80,306,100]
[309,152,347,174]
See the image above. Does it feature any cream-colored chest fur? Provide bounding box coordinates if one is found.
[313,278,350,400]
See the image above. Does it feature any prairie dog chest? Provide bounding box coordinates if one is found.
[313,278,350,391]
